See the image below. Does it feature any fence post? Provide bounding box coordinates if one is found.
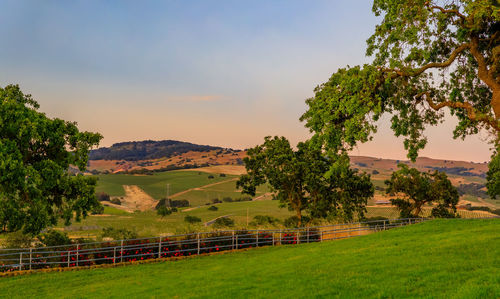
[19,252,22,271]
[279,231,282,245]
[272,232,275,246]
[67,251,70,267]
[384,220,386,230]
[76,244,79,267]
[232,231,235,250]
[113,247,116,264]
[235,234,238,249]
[29,248,32,271]
[158,237,162,259]
[120,240,124,263]
[306,228,309,243]
[320,231,323,242]
[297,230,300,244]
[256,231,259,247]
[197,233,200,255]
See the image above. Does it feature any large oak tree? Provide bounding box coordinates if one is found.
[301,1,500,196]
[236,137,373,225]
[0,85,102,235]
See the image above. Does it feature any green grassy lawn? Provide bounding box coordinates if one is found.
[94,171,236,198]
[2,219,498,298]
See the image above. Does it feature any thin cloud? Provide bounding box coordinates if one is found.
[168,95,223,102]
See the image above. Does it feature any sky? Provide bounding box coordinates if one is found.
[0,0,492,162]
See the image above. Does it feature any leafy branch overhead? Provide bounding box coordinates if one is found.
[301,0,500,162]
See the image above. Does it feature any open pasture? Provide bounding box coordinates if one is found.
[2,219,498,298]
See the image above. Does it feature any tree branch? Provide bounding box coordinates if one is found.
[424,2,466,21]
[382,43,470,77]
[415,92,500,132]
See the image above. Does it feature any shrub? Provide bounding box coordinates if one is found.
[184,215,202,223]
[222,197,233,202]
[208,175,215,179]
[157,206,176,217]
[211,198,222,204]
[155,198,168,210]
[466,206,491,212]
[233,196,252,202]
[208,206,218,211]
[219,173,226,177]
[213,217,235,228]
[171,199,189,208]
[39,230,71,246]
[283,216,310,228]
[252,215,280,226]
[101,227,137,240]
[491,209,500,216]
[91,202,105,215]
[4,231,33,248]
[110,198,121,205]
[372,170,380,175]
[96,192,110,202]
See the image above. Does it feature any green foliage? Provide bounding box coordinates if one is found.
[213,217,234,228]
[0,85,102,235]
[487,150,500,199]
[101,227,137,240]
[207,205,218,211]
[251,215,280,226]
[156,206,177,217]
[38,230,71,247]
[110,198,121,205]
[300,1,500,197]
[237,137,373,225]
[89,140,224,160]
[91,202,105,215]
[208,175,215,179]
[96,192,110,202]
[4,231,33,248]
[385,164,459,218]
[184,215,202,223]
[222,197,233,202]
[284,216,310,228]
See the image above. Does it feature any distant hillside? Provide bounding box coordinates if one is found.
[89,140,236,161]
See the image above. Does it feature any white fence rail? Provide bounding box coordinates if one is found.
[0,218,430,272]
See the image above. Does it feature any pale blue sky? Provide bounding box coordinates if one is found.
[0,1,491,162]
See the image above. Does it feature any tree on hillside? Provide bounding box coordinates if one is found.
[236,136,373,225]
[0,85,102,235]
[300,1,500,197]
[385,164,459,218]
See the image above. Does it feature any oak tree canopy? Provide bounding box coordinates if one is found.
[0,85,102,235]
[301,0,499,195]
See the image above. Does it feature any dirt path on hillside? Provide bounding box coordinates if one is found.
[170,178,238,198]
[120,185,158,211]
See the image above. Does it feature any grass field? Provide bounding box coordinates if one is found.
[61,200,294,237]
[59,200,496,239]
[94,171,236,199]
[2,219,498,298]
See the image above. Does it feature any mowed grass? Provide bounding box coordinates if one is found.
[94,171,236,199]
[2,219,498,298]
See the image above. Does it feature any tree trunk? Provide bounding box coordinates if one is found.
[492,89,500,120]
[296,209,302,227]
